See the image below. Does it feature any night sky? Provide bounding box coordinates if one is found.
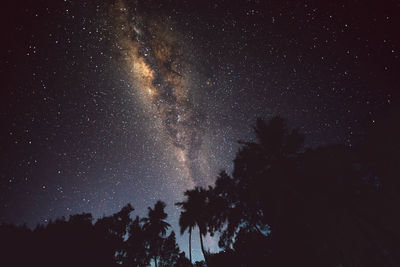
[1,0,399,262]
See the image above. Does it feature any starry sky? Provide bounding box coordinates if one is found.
[1,0,399,262]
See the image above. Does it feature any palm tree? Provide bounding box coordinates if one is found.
[176,187,209,265]
[125,216,150,267]
[142,201,170,267]
[176,201,195,264]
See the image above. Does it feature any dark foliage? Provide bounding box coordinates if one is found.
[178,114,400,266]
[1,114,399,266]
[0,202,186,267]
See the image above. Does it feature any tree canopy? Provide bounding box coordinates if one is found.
[1,114,400,267]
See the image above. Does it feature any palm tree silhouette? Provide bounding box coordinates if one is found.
[142,201,170,267]
[125,216,150,267]
[176,199,196,264]
[177,187,209,266]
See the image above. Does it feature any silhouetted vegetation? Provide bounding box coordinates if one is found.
[0,201,190,267]
[2,111,400,266]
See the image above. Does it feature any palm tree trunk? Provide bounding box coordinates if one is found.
[189,227,192,264]
[199,229,208,266]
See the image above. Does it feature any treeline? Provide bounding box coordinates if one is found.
[179,113,400,266]
[1,109,400,267]
[1,201,193,267]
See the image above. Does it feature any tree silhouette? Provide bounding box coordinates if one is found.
[203,115,400,266]
[207,117,302,252]
[177,187,210,265]
[142,201,171,267]
[0,204,139,267]
[159,231,180,267]
[175,197,196,264]
[95,204,134,266]
[2,114,400,266]
[124,216,150,267]
[175,252,192,267]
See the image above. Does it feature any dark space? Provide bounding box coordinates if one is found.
[1,0,399,266]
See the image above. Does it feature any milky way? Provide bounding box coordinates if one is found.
[112,0,211,189]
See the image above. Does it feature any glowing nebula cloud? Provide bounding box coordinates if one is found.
[111,0,211,188]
